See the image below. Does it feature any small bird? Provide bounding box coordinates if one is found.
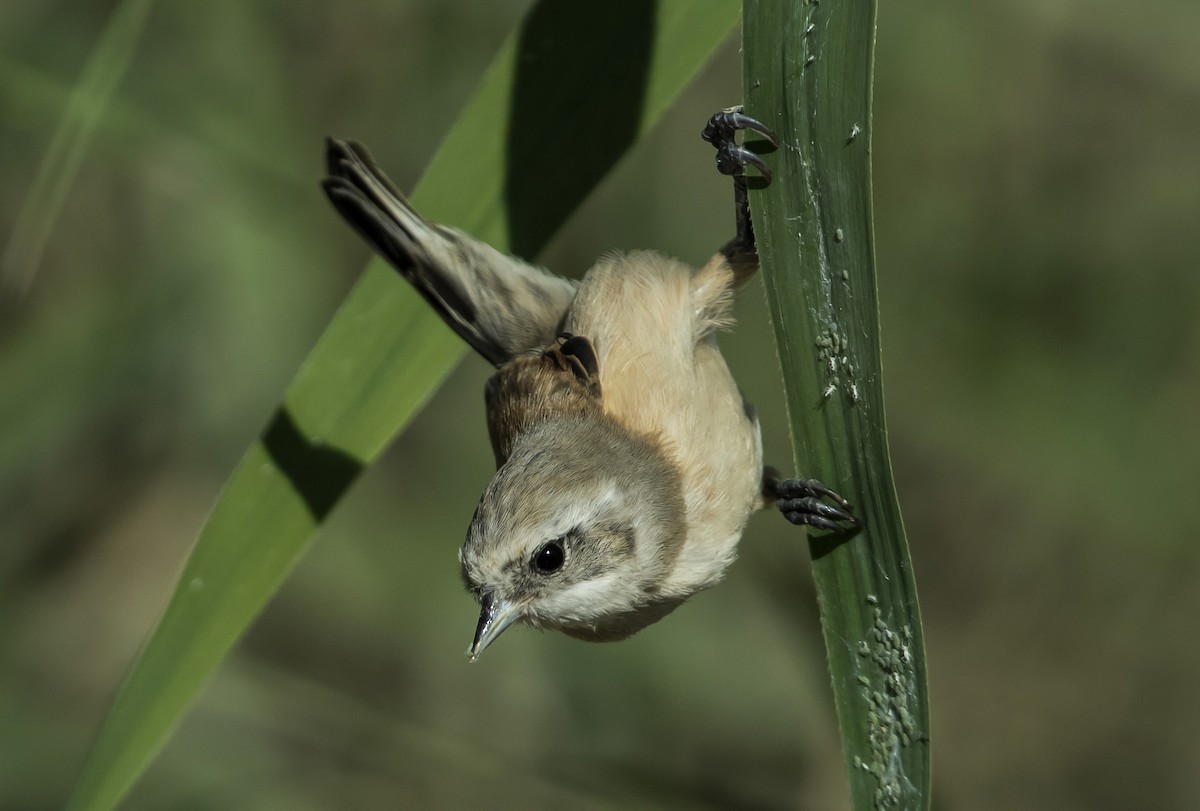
[322,108,857,660]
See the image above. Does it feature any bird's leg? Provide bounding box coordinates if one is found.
[703,106,778,263]
[764,472,859,533]
[706,112,852,534]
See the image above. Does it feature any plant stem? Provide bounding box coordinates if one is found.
[742,1,931,807]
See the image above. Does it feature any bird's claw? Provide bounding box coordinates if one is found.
[702,106,780,148]
[772,476,859,532]
[702,106,779,183]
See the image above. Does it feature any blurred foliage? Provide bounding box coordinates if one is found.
[63,3,739,808]
[2,0,1199,809]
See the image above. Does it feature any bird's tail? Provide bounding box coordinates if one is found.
[322,138,577,365]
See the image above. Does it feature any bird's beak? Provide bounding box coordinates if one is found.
[469,592,522,661]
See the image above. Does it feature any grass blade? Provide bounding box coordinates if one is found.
[66,2,739,809]
[2,0,156,291]
[742,1,932,808]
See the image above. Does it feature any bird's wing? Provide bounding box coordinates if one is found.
[484,333,603,467]
[322,138,577,366]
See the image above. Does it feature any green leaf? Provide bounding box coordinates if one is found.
[2,0,156,291]
[66,2,739,809]
[742,1,931,809]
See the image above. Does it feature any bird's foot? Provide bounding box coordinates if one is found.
[701,106,779,183]
[769,476,859,532]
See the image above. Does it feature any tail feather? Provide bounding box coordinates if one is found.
[322,138,577,366]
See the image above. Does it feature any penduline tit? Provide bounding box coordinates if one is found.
[322,108,857,660]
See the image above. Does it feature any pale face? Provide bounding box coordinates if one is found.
[458,419,685,656]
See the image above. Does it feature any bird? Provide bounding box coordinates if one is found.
[321,108,857,660]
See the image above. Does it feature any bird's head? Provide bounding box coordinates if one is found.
[460,418,686,659]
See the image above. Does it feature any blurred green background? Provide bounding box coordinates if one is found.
[3,0,1198,808]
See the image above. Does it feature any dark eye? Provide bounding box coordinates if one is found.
[532,540,565,573]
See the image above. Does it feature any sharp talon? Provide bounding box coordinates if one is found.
[784,513,844,532]
[726,112,780,146]
[702,106,779,147]
[711,146,771,180]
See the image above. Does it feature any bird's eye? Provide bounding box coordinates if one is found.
[532,540,565,573]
